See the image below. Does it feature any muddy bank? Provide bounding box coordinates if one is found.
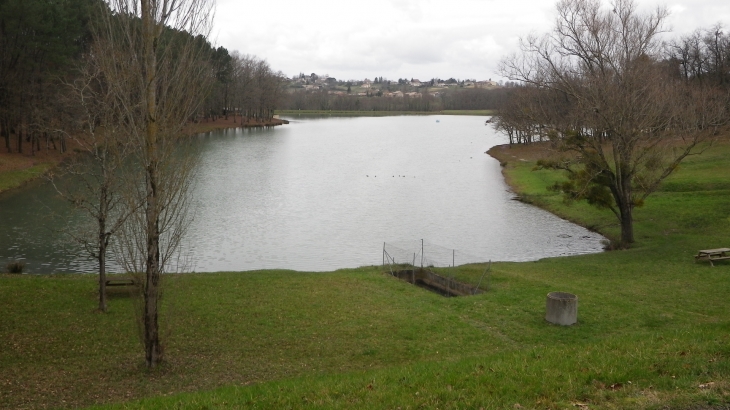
[189,116,288,134]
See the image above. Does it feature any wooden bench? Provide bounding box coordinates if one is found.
[695,248,730,267]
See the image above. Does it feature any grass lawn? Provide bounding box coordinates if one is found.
[1,138,729,409]
[0,163,53,193]
[0,147,63,195]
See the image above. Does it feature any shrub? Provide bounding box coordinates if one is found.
[600,239,629,251]
[6,261,25,274]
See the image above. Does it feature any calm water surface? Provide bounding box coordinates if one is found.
[0,115,604,273]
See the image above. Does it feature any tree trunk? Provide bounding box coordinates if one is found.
[619,202,634,244]
[98,233,107,312]
[98,185,108,313]
[142,0,163,368]
[616,168,635,244]
[1,119,9,152]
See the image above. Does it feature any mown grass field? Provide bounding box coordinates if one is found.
[1,137,729,409]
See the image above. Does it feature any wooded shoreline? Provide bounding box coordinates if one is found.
[0,116,289,196]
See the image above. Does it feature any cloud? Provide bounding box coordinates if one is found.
[213,0,729,80]
[390,0,429,22]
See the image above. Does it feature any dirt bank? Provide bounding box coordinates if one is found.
[188,116,288,134]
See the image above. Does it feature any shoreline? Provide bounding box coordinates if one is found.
[0,117,287,196]
[276,109,495,116]
[486,141,612,239]
[187,116,288,134]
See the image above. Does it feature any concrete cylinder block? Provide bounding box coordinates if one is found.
[545,291,578,326]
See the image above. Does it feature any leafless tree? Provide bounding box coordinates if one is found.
[493,86,561,145]
[667,25,730,86]
[49,53,136,313]
[499,0,728,245]
[92,0,214,367]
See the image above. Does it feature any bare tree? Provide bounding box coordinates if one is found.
[493,86,560,145]
[667,25,730,87]
[92,0,214,367]
[49,53,136,313]
[499,0,728,245]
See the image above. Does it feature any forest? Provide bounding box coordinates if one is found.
[280,85,513,112]
[0,0,284,155]
[494,22,730,146]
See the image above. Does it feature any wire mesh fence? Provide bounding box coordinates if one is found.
[382,239,491,296]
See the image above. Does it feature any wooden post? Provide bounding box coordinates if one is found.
[421,239,424,270]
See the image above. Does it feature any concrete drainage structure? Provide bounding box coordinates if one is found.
[391,269,483,297]
[545,291,578,325]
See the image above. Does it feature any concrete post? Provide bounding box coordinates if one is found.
[545,292,578,326]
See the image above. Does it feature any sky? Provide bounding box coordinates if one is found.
[213,0,730,82]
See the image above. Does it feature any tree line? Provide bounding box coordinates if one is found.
[280,87,513,112]
[0,0,284,156]
[202,50,285,122]
[494,0,730,246]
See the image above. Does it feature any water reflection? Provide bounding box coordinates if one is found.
[0,115,604,273]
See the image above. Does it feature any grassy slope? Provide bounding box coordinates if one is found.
[1,140,729,409]
[0,163,53,193]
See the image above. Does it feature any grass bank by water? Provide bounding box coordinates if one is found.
[2,137,729,409]
[0,144,67,195]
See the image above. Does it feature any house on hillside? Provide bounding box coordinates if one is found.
[476,79,499,88]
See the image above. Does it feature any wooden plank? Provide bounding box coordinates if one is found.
[698,248,730,254]
[709,256,730,261]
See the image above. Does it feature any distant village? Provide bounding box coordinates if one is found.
[285,73,506,98]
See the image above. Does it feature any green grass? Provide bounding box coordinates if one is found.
[2,139,730,409]
[0,163,52,193]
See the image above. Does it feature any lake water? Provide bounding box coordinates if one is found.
[0,115,605,274]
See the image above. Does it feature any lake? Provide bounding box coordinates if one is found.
[0,115,604,273]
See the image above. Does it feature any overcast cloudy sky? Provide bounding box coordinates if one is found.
[214,0,730,81]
